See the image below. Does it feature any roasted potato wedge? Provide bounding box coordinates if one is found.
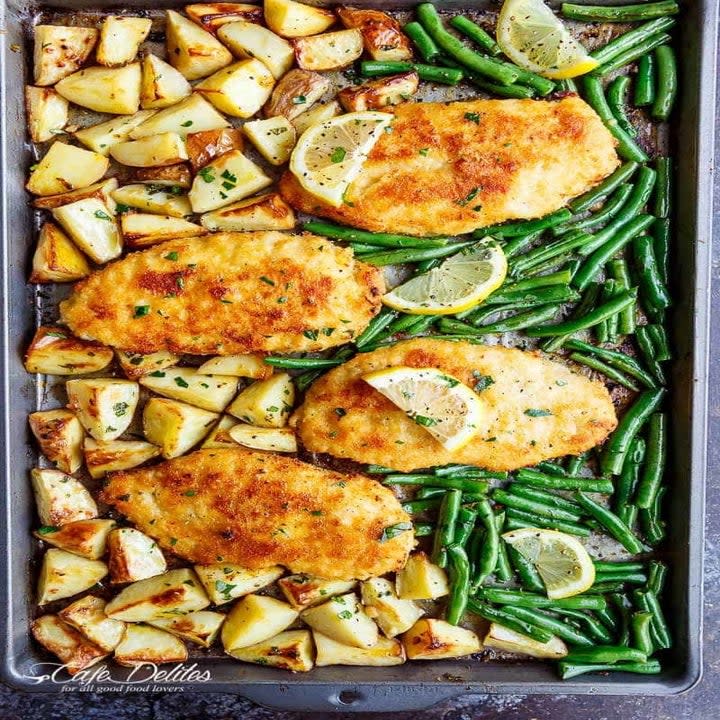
[395,552,449,600]
[139,367,237,412]
[166,9,234,80]
[120,213,205,248]
[30,222,91,284]
[84,438,161,479]
[221,594,298,651]
[195,59,275,118]
[402,618,481,660]
[114,624,188,666]
[112,184,192,218]
[51,197,122,264]
[186,127,244,172]
[26,141,109,197]
[243,116,296,165]
[338,71,419,111]
[226,372,294,427]
[24,326,114,376]
[227,424,297,452]
[58,595,127,652]
[97,16,152,67]
[291,100,341,134]
[314,631,405,667]
[483,622,568,659]
[110,132,189,167]
[116,350,180,379]
[186,3,264,33]
[131,93,231,139]
[293,29,363,71]
[200,192,296,231]
[31,467,98,526]
[132,163,193,188]
[25,86,69,143]
[141,53,193,110]
[227,629,314,671]
[35,519,116,560]
[278,574,356,609]
[361,577,423,638]
[74,110,158,156]
[105,568,210,621]
[150,610,226,647]
[197,353,272,379]
[336,7,413,61]
[33,177,118,210]
[143,397,219,458]
[37,548,108,605]
[264,0,335,38]
[217,21,295,79]
[194,563,285,604]
[108,527,168,583]
[55,64,142,115]
[264,68,330,121]
[66,378,140,442]
[188,149,272,213]
[31,615,108,675]
[33,25,98,87]
[200,414,239,449]
[29,408,85,473]
[301,593,378,648]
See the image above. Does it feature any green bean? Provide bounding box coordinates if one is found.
[493,512,513,582]
[435,465,507,479]
[595,570,648,585]
[449,15,501,56]
[634,53,656,107]
[493,59,556,96]
[631,611,655,655]
[634,413,667,510]
[511,233,595,275]
[564,645,648,665]
[486,284,579,308]
[431,489,462,568]
[366,465,397,474]
[515,468,614,494]
[647,324,671,362]
[506,545,545,594]
[608,258,636,335]
[386,313,430,335]
[540,283,601,352]
[610,593,632,646]
[505,509,591,537]
[563,1,678,23]
[603,279,621,343]
[574,215,655,291]
[639,589,671,648]
[607,76,636,137]
[554,184,634,237]
[647,560,668,596]
[471,499,499,588]
[595,603,619,632]
[416,4,518,85]
[536,461,567,476]
[554,608,614,643]
[450,304,563,336]
[525,289,637,337]
[565,451,589,477]
[653,156,672,219]
[595,561,646,573]
[569,161,639,214]
[557,78,578,93]
[526,252,575,277]
[651,45,677,121]
[384,474,489,494]
[616,437,645,524]
[570,352,641,391]
[359,60,464,85]
[486,270,574,301]
[633,235,672,312]
[453,507,478,547]
[466,74,536,98]
[573,492,645,554]
[446,544,471,624]
[467,600,553,643]
[594,33,671,77]
[264,356,344,369]
[479,588,608,611]
[502,606,594,646]
[403,21,441,62]
[558,660,661,679]
[590,18,676,65]
[582,76,648,162]
[354,309,398,348]
[500,231,542,259]
[398,315,437,339]
[473,208,573,239]
[415,258,442,272]
[402,498,441,514]
[359,242,473,266]
[294,346,355,391]
[635,326,666,385]
[494,489,583,523]
[564,340,655,389]
[652,218,670,286]
[416,486,447,500]
[302,220,448,248]
[350,242,383,254]
[507,485,584,514]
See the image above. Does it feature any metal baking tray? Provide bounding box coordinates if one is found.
[0,0,715,711]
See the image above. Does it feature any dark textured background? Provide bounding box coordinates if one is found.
[1,39,717,720]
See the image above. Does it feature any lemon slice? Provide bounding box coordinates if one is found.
[362,366,484,451]
[382,244,507,315]
[289,111,393,207]
[496,0,599,79]
[502,528,596,599]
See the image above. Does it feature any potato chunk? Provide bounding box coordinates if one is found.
[139,367,237,412]
[243,117,296,165]
[30,221,91,284]
[112,184,192,218]
[227,424,297,452]
[195,59,275,118]
[141,53,193,110]
[58,595,126,652]
[186,3,264,33]
[227,629,314,671]
[31,467,97,526]
[105,568,210,621]
[130,93,231,139]
[338,72,419,112]
[186,127,244,171]
[166,9,234,80]
[200,415,239,449]
[483,622,568,659]
[292,100,341,135]
[33,25,98,87]
[336,7,413,62]
[120,213,205,248]
[55,64,142,115]
[97,16,152,67]
[200,192,296,232]
[264,68,330,121]
[114,624,188,666]
[402,618,481,660]
[278,574,356,609]
[110,132,189,168]
[35,519,116,560]
[29,409,85,473]
[226,372,294,427]
[314,631,405,667]
[33,177,118,210]
[217,21,294,79]
[194,563,284,604]
[294,29,363,71]
[24,326,113,376]
[31,615,108,675]
[25,86,68,143]
[116,350,180,379]
[221,594,298,651]
[300,593,378,648]
[66,378,140,441]
[396,551,449,600]
[132,163,192,188]
[37,548,108,605]
[74,110,158,156]
[26,142,109,197]
[108,527,168,583]
[51,197,122,264]
[84,438,161,479]
[150,611,226,647]
[143,397,219,458]
[265,0,335,38]
[361,577,423,638]
[197,353,272,379]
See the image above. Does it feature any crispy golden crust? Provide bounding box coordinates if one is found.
[102,448,413,580]
[291,339,617,472]
[279,96,619,236]
[60,232,384,355]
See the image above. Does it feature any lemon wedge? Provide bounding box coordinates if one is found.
[502,528,596,599]
[362,366,484,451]
[497,0,599,79]
[382,243,507,315]
[289,111,393,207]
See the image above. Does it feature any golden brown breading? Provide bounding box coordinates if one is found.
[60,232,384,355]
[279,96,619,236]
[102,448,413,580]
[291,339,617,472]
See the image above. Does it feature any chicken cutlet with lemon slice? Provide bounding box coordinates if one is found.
[291,338,617,472]
[280,96,619,237]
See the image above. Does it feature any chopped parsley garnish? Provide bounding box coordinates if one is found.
[292,95,307,104]
[133,304,150,318]
[330,147,346,163]
[260,275,275,286]
[37,525,58,535]
[334,407,347,417]
[198,167,215,183]
[149,370,166,377]
[456,187,480,207]
[181,120,193,127]
[414,415,438,427]
[379,521,413,543]
[183,490,197,497]
[113,402,129,417]
[115,203,130,214]
[164,251,179,261]
[472,372,495,392]
[94,209,112,221]
[303,329,319,341]
[419,148,429,156]
[524,408,553,417]
[215,579,236,598]
[174,376,190,388]
[465,112,480,124]
[337,610,353,620]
